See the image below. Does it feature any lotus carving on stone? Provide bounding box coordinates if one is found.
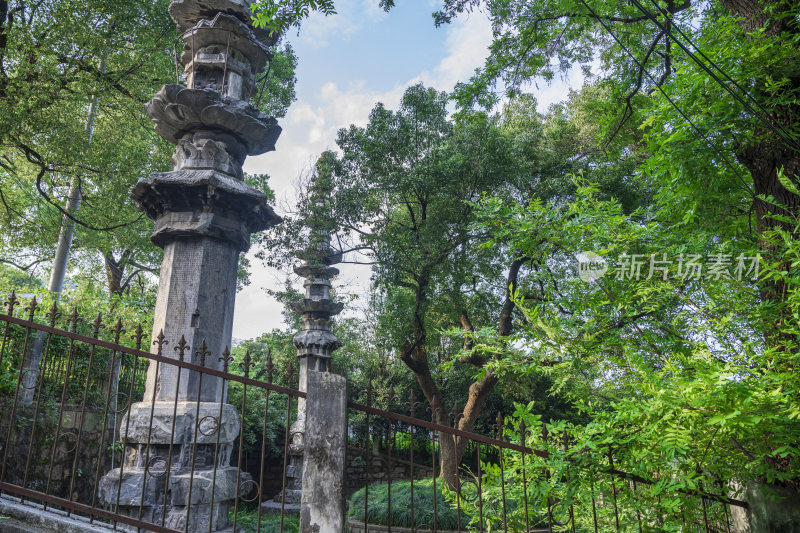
[144,83,281,156]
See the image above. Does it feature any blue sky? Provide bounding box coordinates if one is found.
[231,0,578,340]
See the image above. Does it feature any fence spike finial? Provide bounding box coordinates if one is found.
[153,330,168,355]
[4,291,18,316]
[174,335,190,362]
[112,318,125,343]
[220,346,233,372]
[45,301,61,326]
[241,350,253,378]
[286,359,296,386]
[132,323,146,349]
[494,411,505,440]
[196,339,211,366]
[450,400,463,428]
[25,296,39,321]
[91,313,105,338]
[405,390,420,417]
[386,385,396,407]
[518,419,527,446]
[67,307,81,331]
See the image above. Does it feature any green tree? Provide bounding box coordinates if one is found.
[261,83,642,486]
[0,0,297,296]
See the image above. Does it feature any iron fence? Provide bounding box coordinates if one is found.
[345,391,747,533]
[0,292,746,532]
[0,292,303,533]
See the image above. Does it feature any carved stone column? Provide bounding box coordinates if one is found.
[263,208,343,513]
[99,1,281,530]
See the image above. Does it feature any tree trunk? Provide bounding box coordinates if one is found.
[104,252,124,296]
[720,0,800,348]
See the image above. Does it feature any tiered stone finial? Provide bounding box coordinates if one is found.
[291,241,344,370]
[100,1,281,531]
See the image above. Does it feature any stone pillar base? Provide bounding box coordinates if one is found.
[99,402,246,532]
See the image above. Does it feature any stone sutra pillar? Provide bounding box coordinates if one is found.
[263,206,343,513]
[99,1,281,530]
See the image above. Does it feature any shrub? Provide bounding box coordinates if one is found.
[347,479,471,530]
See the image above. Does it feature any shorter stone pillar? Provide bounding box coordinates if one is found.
[300,371,347,533]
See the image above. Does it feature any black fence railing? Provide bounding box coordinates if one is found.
[0,292,745,532]
[0,293,303,533]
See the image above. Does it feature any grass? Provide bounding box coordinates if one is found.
[347,479,471,530]
[230,506,300,533]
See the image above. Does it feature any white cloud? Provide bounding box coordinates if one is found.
[414,14,493,91]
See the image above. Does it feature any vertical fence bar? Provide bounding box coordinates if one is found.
[543,426,553,533]
[406,391,420,533]
[255,349,274,533]
[1,298,38,485]
[90,319,125,522]
[139,331,167,529]
[44,308,82,511]
[185,340,210,533]
[232,351,252,532]
[0,292,19,369]
[385,386,395,533]
[364,379,372,531]
[279,362,296,533]
[476,442,484,533]
[449,401,463,533]
[114,325,146,529]
[428,405,440,533]
[209,347,233,532]
[161,336,189,527]
[590,478,599,533]
[67,313,104,516]
[564,430,576,533]
[22,303,61,496]
[494,413,508,533]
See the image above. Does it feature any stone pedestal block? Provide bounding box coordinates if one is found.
[99,402,246,533]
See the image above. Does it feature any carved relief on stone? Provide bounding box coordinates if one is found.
[144,84,281,155]
[171,138,242,178]
[179,12,272,98]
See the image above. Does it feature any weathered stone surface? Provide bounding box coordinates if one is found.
[179,13,272,77]
[300,371,347,533]
[172,138,242,178]
[0,496,124,533]
[144,85,281,155]
[169,467,243,505]
[132,170,280,247]
[118,402,240,445]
